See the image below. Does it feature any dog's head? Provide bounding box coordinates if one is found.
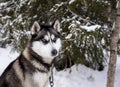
[30,20,62,61]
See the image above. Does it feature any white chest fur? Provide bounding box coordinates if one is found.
[24,72,50,87]
[33,72,50,87]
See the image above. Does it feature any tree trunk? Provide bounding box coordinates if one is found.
[106,0,120,87]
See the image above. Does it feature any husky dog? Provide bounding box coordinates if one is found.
[0,20,62,87]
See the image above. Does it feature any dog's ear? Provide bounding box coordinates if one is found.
[31,21,40,35]
[52,20,61,32]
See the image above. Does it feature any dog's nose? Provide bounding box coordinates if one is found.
[51,49,57,56]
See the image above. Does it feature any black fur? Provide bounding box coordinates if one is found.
[0,21,61,87]
[29,48,52,72]
[31,25,60,42]
[0,59,22,87]
[0,51,51,87]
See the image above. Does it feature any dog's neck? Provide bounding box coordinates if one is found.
[22,47,53,72]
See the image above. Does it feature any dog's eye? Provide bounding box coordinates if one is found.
[52,38,56,43]
[41,39,48,44]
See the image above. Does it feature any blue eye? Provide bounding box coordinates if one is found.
[52,38,57,43]
[41,39,48,44]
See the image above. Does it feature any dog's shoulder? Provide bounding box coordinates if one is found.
[0,58,22,87]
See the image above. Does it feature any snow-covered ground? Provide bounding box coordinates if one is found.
[0,47,120,87]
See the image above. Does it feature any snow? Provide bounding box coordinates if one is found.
[0,47,120,87]
[54,65,107,87]
[0,37,8,42]
[0,47,18,75]
[115,56,120,87]
[81,25,101,32]
[69,0,75,4]
[1,15,11,20]
[65,34,72,39]
[0,2,8,7]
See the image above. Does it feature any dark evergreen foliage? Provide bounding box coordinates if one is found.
[0,0,117,71]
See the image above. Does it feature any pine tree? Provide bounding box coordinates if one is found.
[107,0,120,87]
[0,0,117,70]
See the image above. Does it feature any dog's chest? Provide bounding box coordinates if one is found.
[25,72,50,87]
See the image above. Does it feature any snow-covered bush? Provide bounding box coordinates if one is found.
[58,17,110,71]
[0,0,116,71]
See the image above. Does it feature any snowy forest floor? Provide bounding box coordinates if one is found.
[0,47,120,87]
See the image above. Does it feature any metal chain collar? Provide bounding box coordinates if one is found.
[49,64,54,87]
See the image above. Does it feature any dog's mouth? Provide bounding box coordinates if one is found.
[52,54,61,64]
